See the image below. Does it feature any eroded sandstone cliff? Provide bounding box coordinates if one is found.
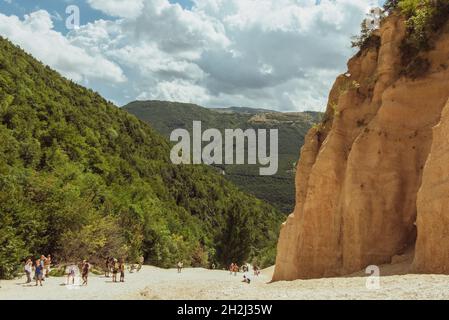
[274,13,449,280]
[414,99,449,274]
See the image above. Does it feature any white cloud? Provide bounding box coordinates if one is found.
[137,79,209,103]
[0,10,126,84]
[0,0,380,111]
[78,0,377,110]
[87,0,145,18]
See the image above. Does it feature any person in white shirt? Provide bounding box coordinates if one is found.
[24,259,33,284]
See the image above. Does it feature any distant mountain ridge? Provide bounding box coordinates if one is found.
[212,106,279,114]
[124,100,322,213]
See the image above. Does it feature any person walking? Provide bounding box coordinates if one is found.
[105,257,110,278]
[34,259,43,286]
[44,255,51,278]
[253,265,260,276]
[177,261,183,273]
[66,264,77,285]
[39,255,46,281]
[138,256,144,272]
[233,263,239,276]
[110,257,115,276]
[82,260,90,285]
[112,258,119,283]
[24,259,32,284]
[119,259,125,282]
[242,272,251,284]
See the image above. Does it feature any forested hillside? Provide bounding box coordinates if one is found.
[124,101,322,213]
[0,37,282,279]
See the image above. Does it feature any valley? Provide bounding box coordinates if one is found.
[124,101,322,213]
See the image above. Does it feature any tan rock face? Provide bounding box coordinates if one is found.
[273,14,449,281]
[414,99,449,274]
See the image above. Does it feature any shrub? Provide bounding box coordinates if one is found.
[372,0,449,77]
[59,216,129,265]
[403,56,431,78]
[384,0,400,12]
[398,0,449,76]
[48,266,66,277]
[351,22,381,51]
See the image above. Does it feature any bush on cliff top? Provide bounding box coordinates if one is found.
[353,0,449,78]
[395,0,449,78]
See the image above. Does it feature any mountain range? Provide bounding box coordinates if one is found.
[124,100,322,213]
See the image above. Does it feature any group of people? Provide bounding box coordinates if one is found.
[21,255,142,288]
[22,255,116,287]
[21,255,261,288]
[23,255,95,288]
[104,257,127,283]
[229,263,240,276]
[24,255,51,286]
[229,262,260,284]
[66,260,91,286]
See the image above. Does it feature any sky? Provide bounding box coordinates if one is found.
[0,0,382,112]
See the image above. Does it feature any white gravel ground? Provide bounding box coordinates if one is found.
[1,263,449,300]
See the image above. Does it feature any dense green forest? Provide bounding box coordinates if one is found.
[0,36,283,279]
[125,101,321,213]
